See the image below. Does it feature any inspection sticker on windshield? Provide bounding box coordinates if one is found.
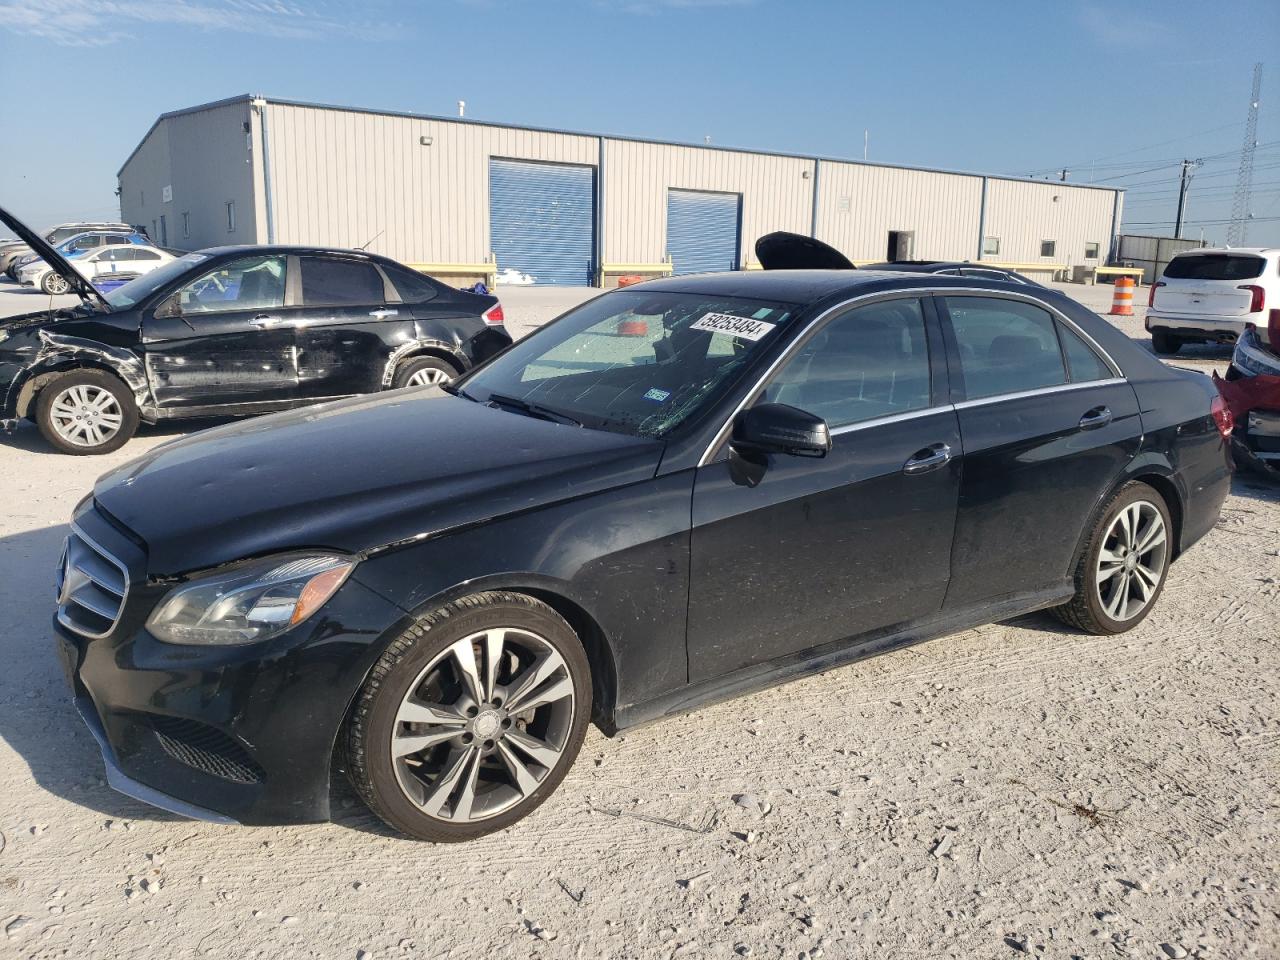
[690,312,777,341]
[643,388,671,402]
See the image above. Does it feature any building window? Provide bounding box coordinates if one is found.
[1040,240,1056,258]
[159,215,167,247]
[1084,241,1100,260]
[182,212,190,239]
[226,201,236,233]
[982,236,1000,257]
[140,190,144,206]
[151,220,157,240]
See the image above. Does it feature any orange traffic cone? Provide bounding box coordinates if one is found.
[1110,277,1135,316]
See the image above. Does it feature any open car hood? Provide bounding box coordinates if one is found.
[755,231,855,271]
[0,205,110,311]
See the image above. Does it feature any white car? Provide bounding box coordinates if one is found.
[18,244,173,295]
[1145,247,1280,355]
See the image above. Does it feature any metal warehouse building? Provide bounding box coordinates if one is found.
[119,95,1124,288]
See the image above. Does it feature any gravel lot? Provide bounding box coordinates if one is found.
[0,278,1276,960]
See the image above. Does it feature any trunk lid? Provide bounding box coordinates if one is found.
[1154,252,1266,317]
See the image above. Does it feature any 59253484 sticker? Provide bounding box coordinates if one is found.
[688,312,777,341]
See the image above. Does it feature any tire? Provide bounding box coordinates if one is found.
[1051,481,1173,635]
[392,355,459,389]
[345,591,592,842]
[35,369,139,455]
[41,272,72,296]
[1150,329,1181,355]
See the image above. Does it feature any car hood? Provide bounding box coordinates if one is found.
[93,389,665,576]
[0,205,109,311]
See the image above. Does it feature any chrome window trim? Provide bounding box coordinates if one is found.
[829,405,954,437]
[57,522,130,640]
[696,285,1127,468]
[952,377,1126,411]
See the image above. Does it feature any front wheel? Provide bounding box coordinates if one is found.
[1051,481,1173,634]
[35,370,139,455]
[344,592,592,842]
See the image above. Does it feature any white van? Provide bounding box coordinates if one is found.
[1145,248,1279,354]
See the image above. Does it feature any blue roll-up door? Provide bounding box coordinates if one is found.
[489,159,596,286]
[666,189,741,275]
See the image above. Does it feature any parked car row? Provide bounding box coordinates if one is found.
[33,226,1230,842]
[0,206,510,454]
[0,220,142,277]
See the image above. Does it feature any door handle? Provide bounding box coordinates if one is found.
[249,314,284,328]
[1078,406,1113,431]
[903,443,952,475]
[369,308,400,319]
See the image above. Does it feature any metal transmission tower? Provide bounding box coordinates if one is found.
[1227,63,1263,246]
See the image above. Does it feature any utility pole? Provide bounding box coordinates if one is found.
[1174,158,1202,239]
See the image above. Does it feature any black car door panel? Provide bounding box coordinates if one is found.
[142,255,299,409]
[686,296,960,683]
[935,294,1141,607]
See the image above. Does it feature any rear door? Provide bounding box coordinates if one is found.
[687,295,960,682]
[291,254,413,399]
[937,294,1141,608]
[143,254,300,410]
[1154,253,1266,317]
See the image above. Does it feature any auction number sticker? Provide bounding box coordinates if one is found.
[689,312,777,341]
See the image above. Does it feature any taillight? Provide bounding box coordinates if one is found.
[1238,284,1265,313]
[1148,280,1164,308]
[1211,395,1234,440]
[482,303,505,326]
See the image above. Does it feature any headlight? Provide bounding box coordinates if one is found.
[146,553,355,645]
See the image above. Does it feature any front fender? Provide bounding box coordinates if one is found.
[7,331,153,420]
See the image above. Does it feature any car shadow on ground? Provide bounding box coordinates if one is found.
[3,417,234,455]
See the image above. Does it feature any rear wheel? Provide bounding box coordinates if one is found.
[1052,481,1172,634]
[345,592,591,842]
[35,370,139,455]
[1150,329,1181,355]
[393,356,459,389]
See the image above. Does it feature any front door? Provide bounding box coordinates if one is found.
[935,294,1141,608]
[143,254,300,410]
[687,296,960,683]
[292,254,412,399]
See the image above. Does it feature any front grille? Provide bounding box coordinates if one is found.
[56,527,128,639]
[151,716,265,785]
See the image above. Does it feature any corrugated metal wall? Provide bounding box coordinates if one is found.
[602,139,813,268]
[984,179,1117,268]
[263,102,597,264]
[815,163,983,262]
[118,122,171,241]
[120,97,1123,282]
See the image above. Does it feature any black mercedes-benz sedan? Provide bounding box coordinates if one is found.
[0,206,509,455]
[54,254,1232,841]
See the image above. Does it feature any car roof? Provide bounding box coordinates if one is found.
[192,244,385,259]
[628,268,1037,304]
[1171,247,1277,256]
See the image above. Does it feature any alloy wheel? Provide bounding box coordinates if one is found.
[390,627,576,823]
[405,367,452,387]
[1095,500,1168,622]
[46,273,71,295]
[48,384,124,448]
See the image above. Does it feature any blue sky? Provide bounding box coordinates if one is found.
[2,0,1278,246]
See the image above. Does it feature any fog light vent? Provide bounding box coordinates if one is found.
[151,716,264,785]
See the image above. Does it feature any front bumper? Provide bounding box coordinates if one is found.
[56,505,409,825]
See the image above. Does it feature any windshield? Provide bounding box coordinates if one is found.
[103,252,209,310]
[459,290,798,438]
[1164,254,1265,281]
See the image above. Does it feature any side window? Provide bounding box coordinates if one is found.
[176,255,287,314]
[761,298,932,428]
[106,234,130,245]
[383,264,440,303]
[1058,322,1112,382]
[134,250,162,261]
[944,296,1067,400]
[298,257,386,306]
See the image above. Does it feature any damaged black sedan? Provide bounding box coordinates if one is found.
[0,206,508,454]
[55,234,1231,842]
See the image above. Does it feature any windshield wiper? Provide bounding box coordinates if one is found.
[485,392,582,427]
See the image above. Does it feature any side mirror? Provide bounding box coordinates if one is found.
[155,295,183,319]
[731,403,831,458]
